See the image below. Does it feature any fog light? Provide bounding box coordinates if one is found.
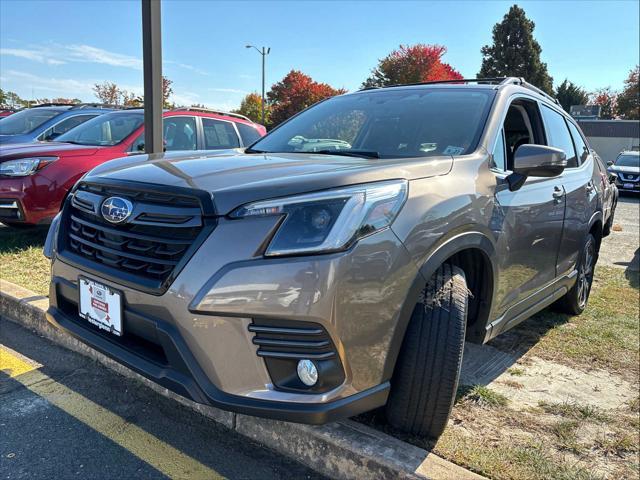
[297,359,318,386]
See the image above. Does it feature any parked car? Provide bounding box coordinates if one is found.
[44,78,606,440]
[0,109,17,118]
[608,150,640,193]
[0,107,265,226]
[0,103,117,144]
[592,150,618,236]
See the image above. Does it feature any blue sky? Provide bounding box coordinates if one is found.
[1,0,638,110]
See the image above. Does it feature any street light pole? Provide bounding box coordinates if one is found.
[246,45,270,125]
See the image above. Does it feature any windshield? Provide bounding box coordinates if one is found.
[0,108,61,135]
[57,112,143,146]
[615,154,640,168]
[250,89,494,159]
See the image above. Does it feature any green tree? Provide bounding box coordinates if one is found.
[234,92,271,126]
[616,65,639,120]
[362,44,462,88]
[478,4,554,94]
[555,79,588,113]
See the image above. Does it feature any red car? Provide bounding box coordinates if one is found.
[0,108,266,226]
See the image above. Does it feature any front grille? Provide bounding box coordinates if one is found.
[620,173,639,182]
[249,319,337,360]
[58,181,214,293]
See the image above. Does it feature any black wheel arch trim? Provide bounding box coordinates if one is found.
[382,230,497,381]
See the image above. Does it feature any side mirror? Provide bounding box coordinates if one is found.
[608,173,617,184]
[507,144,567,191]
[607,160,614,166]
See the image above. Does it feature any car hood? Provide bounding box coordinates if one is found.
[83,150,454,214]
[0,134,31,144]
[609,165,640,174]
[0,142,100,158]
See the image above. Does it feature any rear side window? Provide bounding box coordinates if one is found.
[541,105,578,168]
[202,118,240,149]
[566,121,589,165]
[164,116,197,151]
[236,123,262,146]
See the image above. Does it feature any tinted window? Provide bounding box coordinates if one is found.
[164,116,197,151]
[492,129,507,170]
[250,89,494,159]
[57,112,143,146]
[541,105,577,168]
[202,118,240,149]
[236,123,262,146]
[0,108,61,135]
[39,114,97,140]
[566,121,589,165]
[615,154,640,168]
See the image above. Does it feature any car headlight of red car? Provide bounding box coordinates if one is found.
[0,156,58,176]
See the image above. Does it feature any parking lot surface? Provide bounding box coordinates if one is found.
[598,194,639,271]
[0,319,324,480]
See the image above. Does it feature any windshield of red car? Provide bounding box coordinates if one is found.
[249,88,495,159]
[0,108,61,135]
[57,112,143,146]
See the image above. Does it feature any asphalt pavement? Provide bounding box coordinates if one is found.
[0,319,325,480]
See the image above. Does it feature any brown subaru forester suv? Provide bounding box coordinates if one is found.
[44,77,610,439]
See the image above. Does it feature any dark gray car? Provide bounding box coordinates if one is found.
[44,77,607,439]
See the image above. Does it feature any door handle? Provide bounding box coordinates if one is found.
[585,181,594,194]
[552,186,564,200]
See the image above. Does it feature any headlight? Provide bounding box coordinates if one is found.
[0,157,58,176]
[231,180,408,256]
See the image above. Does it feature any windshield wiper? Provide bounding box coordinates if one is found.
[245,147,267,154]
[314,149,380,159]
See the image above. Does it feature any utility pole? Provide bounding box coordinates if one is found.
[142,0,163,154]
[245,45,270,125]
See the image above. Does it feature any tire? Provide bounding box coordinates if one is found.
[554,233,597,315]
[386,263,468,439]
[603,203,616,237]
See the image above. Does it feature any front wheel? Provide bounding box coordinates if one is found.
[554,233,597,315]
[386,263,468,439]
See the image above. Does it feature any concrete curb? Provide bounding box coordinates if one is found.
[1,279,484,480]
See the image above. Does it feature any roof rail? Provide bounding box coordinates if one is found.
[359,77,511,91]
[69,103,122,110]
[171,106,253,123]
[499,77,561,105]
[30,102,122,109]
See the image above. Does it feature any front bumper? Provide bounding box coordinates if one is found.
[0,175,59,225]
[46,280,389,423]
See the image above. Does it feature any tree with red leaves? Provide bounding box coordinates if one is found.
[362,44,463,88]
[590,87,618,120]
[267,70,346,126]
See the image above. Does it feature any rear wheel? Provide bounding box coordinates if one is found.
[386,263,467,439]
[603,203,616,237]
[554,233,597,315]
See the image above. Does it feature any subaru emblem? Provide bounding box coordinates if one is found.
[101,197,133,224]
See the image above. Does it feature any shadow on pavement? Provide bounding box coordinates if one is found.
[0,319,325,480]
[0,225,48,253]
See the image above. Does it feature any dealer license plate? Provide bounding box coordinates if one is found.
[78,277,123,336]
[623,183,635,189]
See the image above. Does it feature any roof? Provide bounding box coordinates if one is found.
[577,120,640,139]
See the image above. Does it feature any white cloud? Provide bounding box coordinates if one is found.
[1,70,95,96]
[1,43,206,75]
[208,87,249,95]
[65,44,142,70]
[0,48,66,65]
